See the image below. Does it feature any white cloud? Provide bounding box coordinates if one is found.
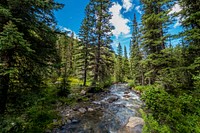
[174,16,181,28]
[109,2,131,38]
[59,26,79,39]
[168,3,182,15]
[135,6,142,14]
[168,3,183,28]
[122,0,134,12]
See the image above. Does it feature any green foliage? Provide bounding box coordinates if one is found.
[78,0,114,87]
[140,0,172,84]
[140,109,171,133]
[26,105,58,132]
[134,85,153,92]
[141,87,200,132]
[130,14,144,85]
[0,86,60,133]
[0,115,27,133]
[128,81,135,88]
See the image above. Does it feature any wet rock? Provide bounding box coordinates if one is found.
[61,125,66,130]
[126,117,144,128]
[71,119,80,123]
[65,113,70,117]
[61,118,66,125]
[78,107,87,113]
[133,124,143,133]
[120,117,144,133]
[66,119,72,124]
[135,91,141,95]
[124,91,130,94]
[123,95,131,98]
[119,124,143,133]
[88,108,94,112]
[106,96,119,103]
[73,106,79,111]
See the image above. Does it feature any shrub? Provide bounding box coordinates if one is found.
[141,87,200,132]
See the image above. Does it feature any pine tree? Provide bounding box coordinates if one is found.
[178,0,200,90]
[116,43,123,82]
[123,45,130,80]
[56,33,72,95]
[141,0,172,84]
[90,0,114,86]
[0,0,63,114]
[0,21,33,114]
[130,14,143,85]
[78,3,95,86]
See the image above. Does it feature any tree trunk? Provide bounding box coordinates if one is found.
[0,74,9,114]
[141,72,144,86]
[83,56,87,86]
[93,2,102,85]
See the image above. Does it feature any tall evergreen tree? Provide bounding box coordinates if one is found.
[78,3,95,86]
[116,43,123,82]
[0,0,63,114]
[141,0,172,84]
[90,0,114,85]
[123,45,130,80]
[130,14,143,85]
[176,0,200,90]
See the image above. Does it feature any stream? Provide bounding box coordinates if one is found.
[54,84,143,133]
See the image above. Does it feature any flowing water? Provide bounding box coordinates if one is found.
[56,84,143,133]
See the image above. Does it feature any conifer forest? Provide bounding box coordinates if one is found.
[0,0,199,132]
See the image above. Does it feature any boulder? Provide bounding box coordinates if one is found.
[118,117,144,133]
[124,91,130,94]
[106,96,119,103]
[126,117,144,128]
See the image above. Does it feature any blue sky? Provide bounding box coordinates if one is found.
[54,0,183,53]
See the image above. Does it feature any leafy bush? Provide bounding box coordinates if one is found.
[141,87,200,133]
[128,81,135,88]
[134,85,152,92]
[25,105,58,132]
[140,109,171,133]
[0,115,26,133]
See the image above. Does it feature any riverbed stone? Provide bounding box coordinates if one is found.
[106,96,119,103]
[124,91,130,94]
[71,119,80,123]
[123,95,131,98]
[78,107,87,113]
[66,119,72,124]
[126,117,144,128]
[88,108,94,112]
